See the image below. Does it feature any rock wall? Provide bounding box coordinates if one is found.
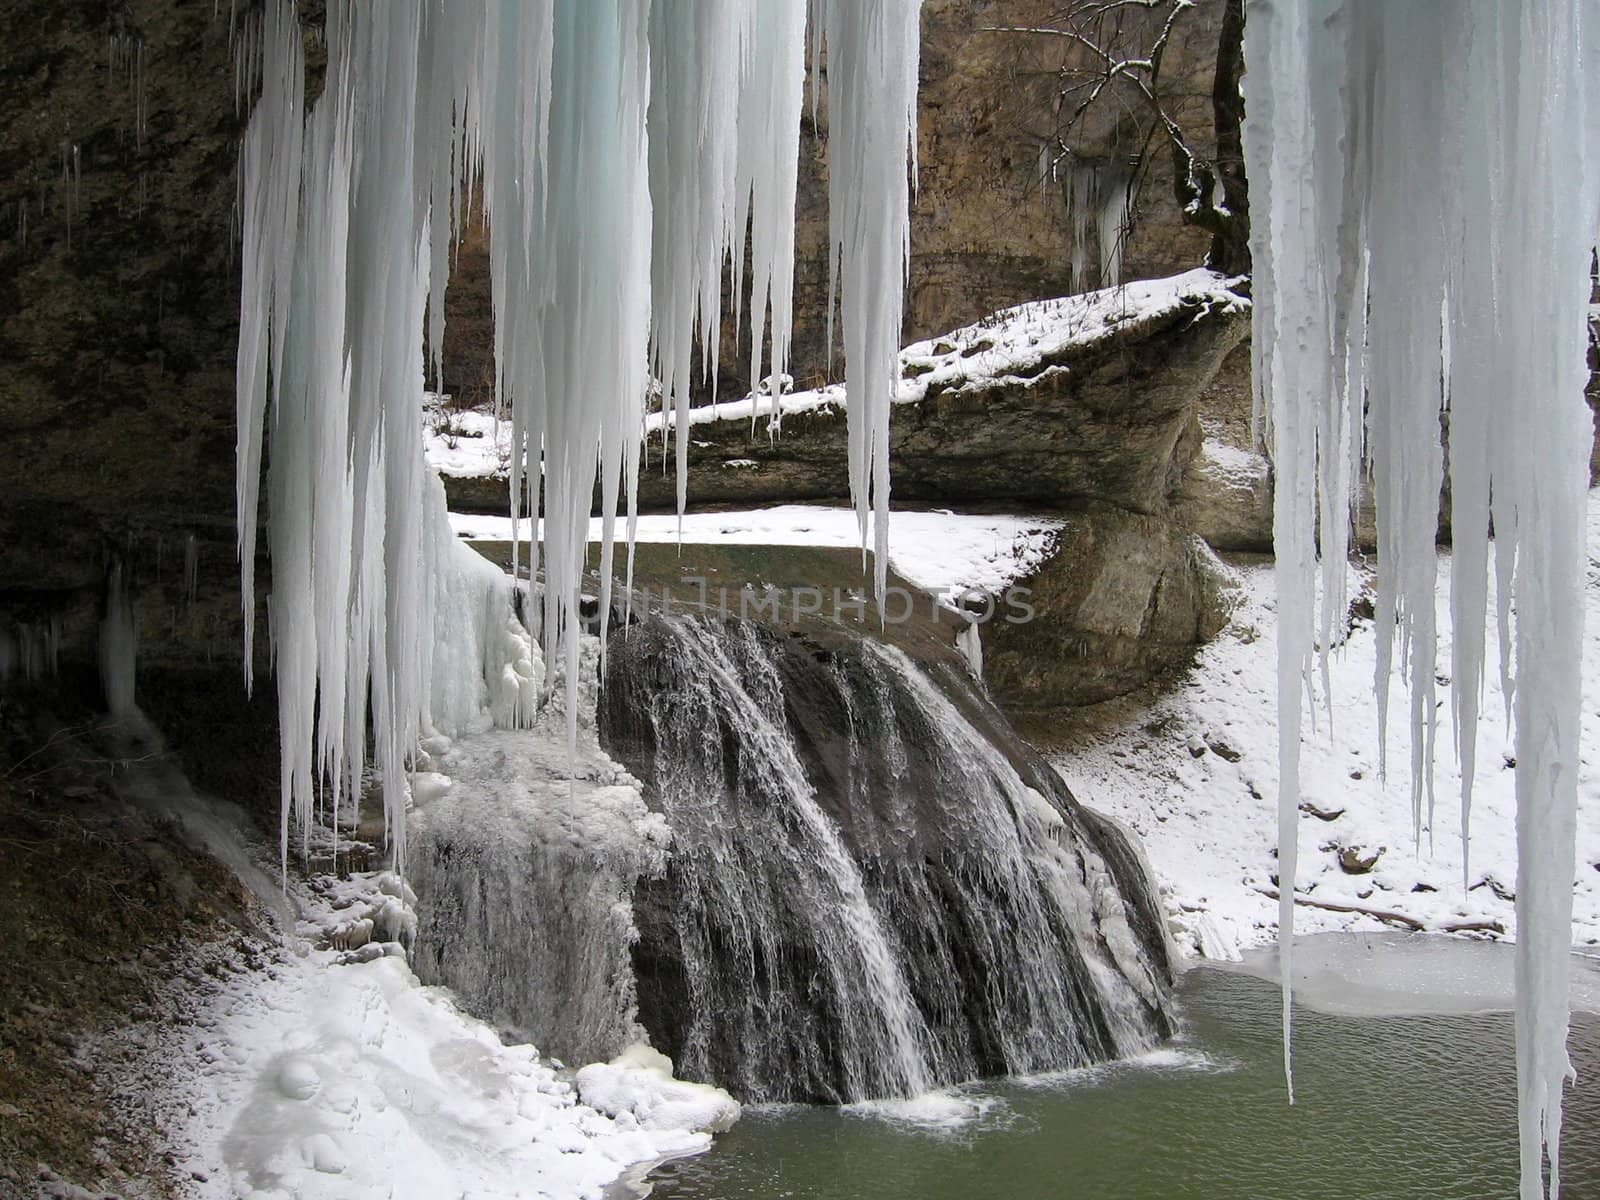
[0,2,263,680]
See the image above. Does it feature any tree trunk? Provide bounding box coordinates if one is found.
[1207,0,1250,275]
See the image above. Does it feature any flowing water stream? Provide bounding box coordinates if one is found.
[643,958,1600,1200]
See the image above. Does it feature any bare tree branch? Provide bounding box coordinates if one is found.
[979,0,1249,281]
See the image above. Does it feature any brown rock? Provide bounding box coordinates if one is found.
[983,507,1240,709]
[446,277,1252,517]
[1337,845,1383,875]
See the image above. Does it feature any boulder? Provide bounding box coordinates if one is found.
[984,507,1241,709]
[445,275,1253,517]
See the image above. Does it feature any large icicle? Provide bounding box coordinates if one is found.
[1244,2,1599,1194]
[235,2,923,875]
[645,0,748,521]
[732,0,808,429]
[818,0,922,599]
[233,0,302,687]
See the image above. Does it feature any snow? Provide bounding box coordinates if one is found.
[136,879,725,1200]
[1053,493,1600,965]
[1198,439,1269,490]
[424,406,512,479]
[576,1045,741,1134]
[446,504,1062,601]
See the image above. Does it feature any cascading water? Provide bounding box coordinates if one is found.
[601,615,1172,1103]
[405,597,1171,1104]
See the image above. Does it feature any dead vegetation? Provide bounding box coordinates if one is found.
[0,690,261,1198]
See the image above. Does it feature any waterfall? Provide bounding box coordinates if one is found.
[601,616,1172,1103]
[407,601,1170,1103]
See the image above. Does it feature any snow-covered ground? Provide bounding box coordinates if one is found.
[119,864,733,1200]
[422,269,1248,480]
[448,505,1063,600]
[1051,495,1600,961]
[424,404,514,479]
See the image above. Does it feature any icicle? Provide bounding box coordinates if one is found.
[819,0,922,601]
[0,618,59,686]
[235,0,921,884]
[646,0,748,527]
[234,0,303,691]
[1244,2,1599,1192]
[99,563,139,719]
[733,0,807,431]
[1062,160,1133,294]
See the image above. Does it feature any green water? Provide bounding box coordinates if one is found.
[645,964,1600,1200]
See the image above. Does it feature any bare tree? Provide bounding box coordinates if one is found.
[984,0,1249,281]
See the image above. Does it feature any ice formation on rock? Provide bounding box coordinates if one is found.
[1244,2,1599,1193]
[233,2,921,869]
[1062,160,1135,294]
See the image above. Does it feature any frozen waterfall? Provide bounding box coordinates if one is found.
[1243,2,1600,1194]
[406,611,1171,1102]
[233,1,921,870]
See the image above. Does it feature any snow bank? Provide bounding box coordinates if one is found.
[136,866,720,1200]
[424,405,513,479]
[576,1045,741,1134]
[1052,492,1600,961]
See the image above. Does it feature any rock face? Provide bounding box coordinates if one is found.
[0,2,263,681]
[1173,442,1274,554]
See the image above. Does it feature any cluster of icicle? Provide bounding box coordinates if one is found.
[1244,3,1599,1196]
[234,1,921,873]
[1060,160,1133,294]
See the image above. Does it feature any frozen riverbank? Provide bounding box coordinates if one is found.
[1049,494,1600,960]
